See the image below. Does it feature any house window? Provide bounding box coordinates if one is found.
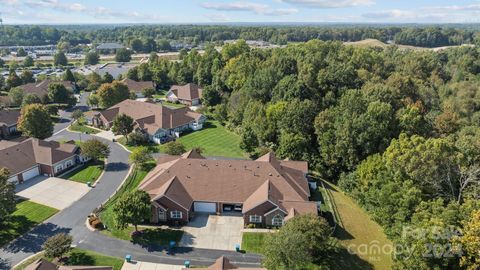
[170,210,183,219]
[55,164,64,173]
[272,215,284,226]
[249,215,262,223]
[65,160,73,167]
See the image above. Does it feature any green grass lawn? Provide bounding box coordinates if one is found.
[160,121,246,158]
[61,160,104,184]
[0,200,58,247]
[98,162,181,246]
[241,232,269,254]
[69,122,100,134]
[162,101,186,108]
[13,248,124,270]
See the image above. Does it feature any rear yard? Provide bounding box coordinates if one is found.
[0,200,58,247]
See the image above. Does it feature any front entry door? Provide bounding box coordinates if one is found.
[158,208,167,222]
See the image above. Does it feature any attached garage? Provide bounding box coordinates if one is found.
[194,202,216,213]
[21,166,40,181]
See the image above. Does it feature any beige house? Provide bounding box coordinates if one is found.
[0,110,20,139]
[139,151,318,227]
[121,78,155,98]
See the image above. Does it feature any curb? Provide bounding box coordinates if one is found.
[12,251,44,269]
[115,141,132,153]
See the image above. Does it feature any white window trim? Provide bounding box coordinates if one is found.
[249,215,262,223]
[55,164,64,173]
[272,214,284,226]
[170,210,183,219]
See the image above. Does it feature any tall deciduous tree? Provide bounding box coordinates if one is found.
[112,190,151,232]
[54,51,68,66]
[0,168,15,224]
[18,103,53,139]
[63,68,75,82]
[6,70,22,89]
[84,50,100,65]
[96,81,130,108]
[47,83,76,106]
[8,87,25,106]
[42,233,73,259]
[115,48,131,63]
[23,56,34,67]
[80,139,110,160]
[129,146,153,169]
[111,114,134,142]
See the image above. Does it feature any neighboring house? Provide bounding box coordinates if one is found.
[139,151,318,227]
[96,42,125,54]
[121,78,155,98]
[0,138,90,184]
[25,258,112,270]
[19,79,77,100]
[184,256,266,270]
[167,83,203,106]
[90,99,206,144]
[0,110,20,139]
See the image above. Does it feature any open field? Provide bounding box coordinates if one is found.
[0,200,58,247]
[344,39,474,52]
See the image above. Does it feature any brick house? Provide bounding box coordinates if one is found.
[0,110,20,139]
[139,150,318,227]
[89,99,205,144]
[166,83,203,106]
[0,138,89,184]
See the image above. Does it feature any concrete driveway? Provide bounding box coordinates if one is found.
[95,130,123,141]
[179,214,244,250]
[15,176,90,210]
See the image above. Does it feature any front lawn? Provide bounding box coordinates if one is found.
[61,160,104,184]
[69,121,100,134]
[160,121,246,158]
[0,200,58,247]
[98,162,181,247]
[241,232,269,254]
[13,248,124,270]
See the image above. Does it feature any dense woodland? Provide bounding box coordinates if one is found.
[116,40,480,269]
[0,24,479,48]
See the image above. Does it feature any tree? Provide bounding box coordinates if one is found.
[0,168,15,224]
[157,39,171,52]
[21,93,41,107]
[112,190,151,232]
[129,146,153,169]
[163,141,186,155]
[16,47,27,57]
[23,56,34,67]
[263,215,331,270]
[0,58,5,68]
[0,74,5,91]
[63,68,75,82]
[42,233,73,259]
[80,139,110,160]
[54,51,68,66]
[87,94,99,108]
[103,72,114,83]
[8,87,25,106]
[130,38,144,53]
[6,70,22,89]
[47,83,76,106]
[20,70,35,84]
[111,114,134,142]
[84,50,100,65]
[18,104,53,139]
[455,209,480,270]
[71,109,84,121]
[115,48,131,62]
[96,81,130,108]
[142,88,155,98]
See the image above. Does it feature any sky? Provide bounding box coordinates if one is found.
[2,0,480,24]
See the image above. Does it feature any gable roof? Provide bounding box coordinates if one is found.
[0,110,20,126]
[98,99,204,135]
[0,138,78,176]
[139,151,316,217]
[25,259,112,270]
[169,83,203,101]
[121,78,154,93]
[19,80,74,98]
[184,256,266,270]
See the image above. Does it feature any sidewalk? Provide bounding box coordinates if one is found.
[122,261,184,270]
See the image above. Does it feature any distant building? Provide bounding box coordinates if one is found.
[96,42,125,54]
[0,110,20,139]
[167,83,203,106]
[19,79,76,100]
[121,78,155,98]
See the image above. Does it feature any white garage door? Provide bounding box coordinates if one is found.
[194,202,216,213]
[22,166,40,181]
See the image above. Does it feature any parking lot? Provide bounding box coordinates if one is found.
[15,176,90,210]
[179,214,244,250]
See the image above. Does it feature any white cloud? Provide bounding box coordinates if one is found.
[205,13,230,22]
[201,1,298,16]
[278,0,374,8]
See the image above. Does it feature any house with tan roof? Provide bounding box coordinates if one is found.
[0,110,21,139]
[184,256,266,270]
[25,258,112,270]
[90,99,206,144]
[0,137,89,184]
[19,79,76,100]
[167,83,203,106]
[121,78,155,98]
[139,150,318,227]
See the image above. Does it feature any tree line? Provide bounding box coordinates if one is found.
[1,25,478,48]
